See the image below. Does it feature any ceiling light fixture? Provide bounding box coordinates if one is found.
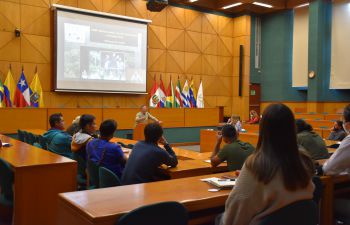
[222,2,243,9]
[252,2,273,8]
[189,0,198,2]
[295,3,309,8]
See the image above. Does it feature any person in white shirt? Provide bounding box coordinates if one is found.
[323,104,350,175]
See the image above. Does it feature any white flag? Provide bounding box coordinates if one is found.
[196,80,204,108]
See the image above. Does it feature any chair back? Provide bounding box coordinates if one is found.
[116,201,188,225]
[26,132,37,145]
[259,200,318,225]
[17,129,25,142]
[73,152,87,189]
[0,158,14,205]
[38,135,48,150]
[99,167,121,188]
[87,160,100,189]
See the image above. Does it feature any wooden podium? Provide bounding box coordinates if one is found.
[133,123,146,141]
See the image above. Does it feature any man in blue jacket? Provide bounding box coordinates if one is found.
[43,113,73,158]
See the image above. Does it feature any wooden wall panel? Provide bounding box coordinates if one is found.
[184,108,219,127]
[0,108,47,133]
[103,108,140,129]
[0,0,252,120]
[47,108,103,129]
[149,108,185,127]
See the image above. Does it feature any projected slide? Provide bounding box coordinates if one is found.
[55,9,148,93]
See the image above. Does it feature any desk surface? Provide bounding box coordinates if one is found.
[0,134,74,167]
[58,172,232,224]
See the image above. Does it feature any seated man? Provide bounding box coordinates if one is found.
[323,104,350,175]
[328,120,347,141]
[122,123,178,185]
[43,113,72,158]
[296,119,329,160]
[135,105,160,126]
[87,119,126,179]
[210,124,255,171]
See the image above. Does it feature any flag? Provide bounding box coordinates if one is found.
[181,80,190,108]
[165,78,175,108]
[158,77,166,108]
[30,71,44,108]
[174,78,183,108]
[189,79,197,108]
[0,80,5,108]
[149,77,159,108]
[196,80,204,108]
[14,70,31,107]
[4,69,15,107]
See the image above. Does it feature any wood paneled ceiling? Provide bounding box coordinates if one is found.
[169,0,313,15]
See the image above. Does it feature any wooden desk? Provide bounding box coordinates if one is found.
[242,124,259,133]
[0,135,77,225]
[23,128,47,136]
[133,123,146,141]
[239,132,259,147]
[112,137,228,178]
[200,129,224,153]
[305,119,334,129]
[57,173,233,225]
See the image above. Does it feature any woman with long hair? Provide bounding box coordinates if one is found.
[217,104,315,225]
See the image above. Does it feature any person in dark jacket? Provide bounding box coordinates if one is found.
[328,120,347,141]
[296,119,329,160]
[122,123,178,185]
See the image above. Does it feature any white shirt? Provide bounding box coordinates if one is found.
[323,134,350,175]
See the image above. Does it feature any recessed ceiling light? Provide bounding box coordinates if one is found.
[222,2,243,9]
[253,2,273,8]
[189,0,198,2]
[295,3,309,8]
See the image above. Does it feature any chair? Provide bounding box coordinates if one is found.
[258,200,318,225]
[116,201,188,225]
[87,160,100,189]
[25,132,37,145]
[334,198,350,224]
[38,135,48,150]
[99,167,121,188]
[17,129,25,142]
[73,152,87,190]
[0,158,14,224]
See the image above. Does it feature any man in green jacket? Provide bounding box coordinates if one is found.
[211,124,255,171]
[43,113,73,158]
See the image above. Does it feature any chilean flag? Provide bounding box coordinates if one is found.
[14,71,31,107]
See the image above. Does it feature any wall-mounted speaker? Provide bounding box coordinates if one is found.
[239,45,243,97]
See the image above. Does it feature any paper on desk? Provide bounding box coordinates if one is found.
[204,159,211,163]
[2,142,10,147]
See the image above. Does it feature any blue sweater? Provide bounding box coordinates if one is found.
[121,141,178,185]
[43,129,72,158]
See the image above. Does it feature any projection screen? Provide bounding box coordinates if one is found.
[54,5,150,93]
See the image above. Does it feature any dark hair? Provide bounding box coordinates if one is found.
[66,123,80,136]
[79,114,95,130]
[49,113,63,127]
[246,104,314,191]
[336,120,344,129]
[295,119,313,133]
[144,123,163,144]
[100,120,117,138]
[344,104,350,123]
[221,124,237,140]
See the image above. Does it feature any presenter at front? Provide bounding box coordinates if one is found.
[135,105,161,126]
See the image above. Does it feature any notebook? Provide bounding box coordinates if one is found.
[201,177,236,188]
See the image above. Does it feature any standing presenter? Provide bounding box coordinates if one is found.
[135,105,162,126]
